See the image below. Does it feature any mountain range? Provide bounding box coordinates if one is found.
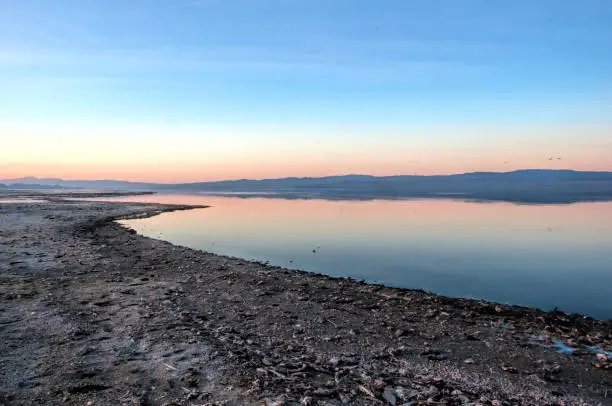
[3,170,612,203]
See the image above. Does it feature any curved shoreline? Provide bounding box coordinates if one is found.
[0,192,610,405]
[118,196,612,321]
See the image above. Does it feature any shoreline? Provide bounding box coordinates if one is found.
[1,192,610,405]
[118,207,607,322]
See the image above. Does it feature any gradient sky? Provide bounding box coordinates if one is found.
[1,0,611,182]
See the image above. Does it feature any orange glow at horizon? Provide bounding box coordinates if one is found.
[2,154,612,183]
[2,123,611,183]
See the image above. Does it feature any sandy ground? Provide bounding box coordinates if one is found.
[0,192,610,406]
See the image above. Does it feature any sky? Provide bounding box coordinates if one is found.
[1,0,611,182]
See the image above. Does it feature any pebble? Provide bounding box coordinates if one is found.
[502,365,519,373]
[382,386,397,405]
[299,396,313,405]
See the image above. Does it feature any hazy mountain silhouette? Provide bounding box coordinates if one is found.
[4,170,612,203]
[164,170,612,203]
[0,183,7,189]
[5,183,69,190]
[0,177,155,190]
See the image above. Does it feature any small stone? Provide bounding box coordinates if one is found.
[264,395,286,406]
[464,358,475,364]
[502,365,518,373]
[394,386,408,400]
[299,396,313,405]
[427,353,448,361]
[382,387,397,405]
[422,386,439,397]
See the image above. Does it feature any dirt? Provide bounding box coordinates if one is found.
[0,192,610,406]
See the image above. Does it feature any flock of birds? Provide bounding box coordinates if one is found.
[503,156,562,164]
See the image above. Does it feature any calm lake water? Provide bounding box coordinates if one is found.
[107,194,611,319]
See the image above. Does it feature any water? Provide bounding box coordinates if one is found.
[0,198,47,204]
[107,194,611,319]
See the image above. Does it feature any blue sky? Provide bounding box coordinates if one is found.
[1,0,611,181]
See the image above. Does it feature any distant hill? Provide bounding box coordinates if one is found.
[168,169,612,190]
[0,183,7,189]
[6,183,69,190]
[4,170,612,203]
[163,170,612,203]
[1,177,157,190]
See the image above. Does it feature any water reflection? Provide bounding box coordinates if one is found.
[110,194,612,319]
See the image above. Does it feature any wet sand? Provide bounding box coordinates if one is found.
[0,192,610,405]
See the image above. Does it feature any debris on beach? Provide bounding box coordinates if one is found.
[1,193,611,405]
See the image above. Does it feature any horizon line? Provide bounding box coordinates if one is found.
[2,168,611,185]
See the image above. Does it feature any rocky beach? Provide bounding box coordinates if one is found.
[0,192,610,406]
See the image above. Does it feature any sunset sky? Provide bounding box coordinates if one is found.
[1,0,611,182]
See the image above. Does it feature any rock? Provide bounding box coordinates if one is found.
[542,363,561,375]
[383,387,397,405]
[264,395,286,406]
[394,386,408,400]
[358,385,376,398]
[464,358,475,364]
[422,385,439,398]
[502,365,518,373]
[427,353,448,361]
[458,395,471,403]
[299,396,313,405]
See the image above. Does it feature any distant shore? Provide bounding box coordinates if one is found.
[0,190,610,405]
[4,169,612,204]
